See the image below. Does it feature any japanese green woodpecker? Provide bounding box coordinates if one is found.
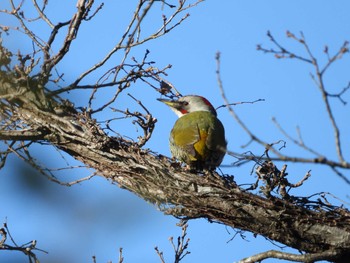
[158,95,226,170]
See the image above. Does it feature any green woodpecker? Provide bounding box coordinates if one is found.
[158,95,226,170]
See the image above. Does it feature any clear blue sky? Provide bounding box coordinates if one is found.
[1,1,350,262]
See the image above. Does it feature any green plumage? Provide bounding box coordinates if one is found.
[170,111,226,169]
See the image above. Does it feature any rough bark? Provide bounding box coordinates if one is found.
[1,74,350,262]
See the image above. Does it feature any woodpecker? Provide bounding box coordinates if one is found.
[158,95,226,170]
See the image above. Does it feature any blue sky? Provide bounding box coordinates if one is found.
[1,1,350,262]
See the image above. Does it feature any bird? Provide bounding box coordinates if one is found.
[157,95,226,170]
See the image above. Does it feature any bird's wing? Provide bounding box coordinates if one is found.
[170,120,201,158]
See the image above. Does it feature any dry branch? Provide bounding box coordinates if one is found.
[1,1,350,263]
[257,31,349,168]
[1,73,350,262]
[239,249,342,263]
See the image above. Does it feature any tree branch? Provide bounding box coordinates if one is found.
[2,2,350,262]
[1,81,349,261]
[0,129,48,141]
[257,31,349,166]
[238,249,342,263]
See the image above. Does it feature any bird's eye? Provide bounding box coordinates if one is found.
[182,101,189,106]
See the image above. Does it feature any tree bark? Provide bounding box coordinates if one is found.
[1,74,350,262]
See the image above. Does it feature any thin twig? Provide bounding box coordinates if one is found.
[215,52,272,150]
[0,221,48,262]
[216,98,265,111]
[32,0,54,28]
[271,117,323,157]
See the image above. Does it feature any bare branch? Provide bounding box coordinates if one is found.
[170,223,191,263]
[68,0,203,89]
[0,221,48,262]
[118,248,124,263]
[2,2,350,262]
[227,150,350,171]
[258,31,349,166]
[220,31,350,184]
[215,51,266,147]
[327,81,350,105]
[9,0,46,50]
[42,0,95,78]
[238,249,341,263]
[321,40,349,75]
[32,0,54,29]
[216,98,265,111]
[155,223,191,263]
[126,93,157,147]
[155,246,166,263]
[272,117,323,157]
[256,30,313,63]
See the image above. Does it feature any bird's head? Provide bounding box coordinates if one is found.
[157,95,217,118]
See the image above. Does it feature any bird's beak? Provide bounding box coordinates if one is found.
[157,97,186,117]
[157,98,178,108]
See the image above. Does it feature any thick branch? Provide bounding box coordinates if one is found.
[0,129,47,141]
[1,82,350,262]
